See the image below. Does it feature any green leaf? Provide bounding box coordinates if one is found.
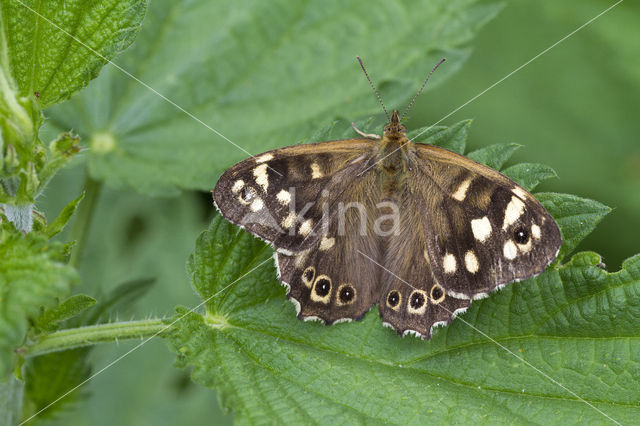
[467,142,521,170]
[0,0,147,206]
[185,217,276,317]
[537,192,612,262]
[0,0,148,108]
[23,348,91,420]
[166,213,640,423]
[44,191,84,238]
[503,162,558,191]
[0,217,78,379]
[408,119,472,153]
[33,294,96,334]
[45,0,501,195]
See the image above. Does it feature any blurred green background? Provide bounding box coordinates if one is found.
[35,0,638,424]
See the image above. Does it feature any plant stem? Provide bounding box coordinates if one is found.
[69,172,102,268]
[24,319,168,358]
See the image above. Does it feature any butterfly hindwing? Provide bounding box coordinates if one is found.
[275,168,385,323]
[377,213,473,338]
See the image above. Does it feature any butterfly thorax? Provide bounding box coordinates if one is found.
[377,110,414,192]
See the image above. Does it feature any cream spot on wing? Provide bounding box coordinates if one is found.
[255,153,274,163]
[512,186,528,200]
[276,247,293,256]
[299,219,313,236]
[443,253,457,274]
[517,239,533,254]
[502,195,525,230]
[276,189,291,205]
[319,235,335,251]
[531,224,541,239]
[311,162,323,179]
[464,250,479,274]
[503,240,517,260]
[471,216,492,243]
[281,211,296,229]
[452,178,472,201]
[231,179,244,194]
[253,163,269,192]
[447,289,470,300]
[249,198,264,212]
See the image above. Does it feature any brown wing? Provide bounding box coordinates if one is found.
[377,143,561,338]
[213,139,377,252]
[411,143,562,299]
[275,165,385,324]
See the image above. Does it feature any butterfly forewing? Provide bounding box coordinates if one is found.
[412,143,562,299]
[213,139,377,252]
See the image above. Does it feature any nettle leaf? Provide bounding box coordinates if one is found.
[0,0,148,108]
[408,119,472,154]
[45,0,501,196]
[23,348,92,419]
[468,142,521,170]
[503,162,558,192]
[0,217,78,379]
[32,294,96,334]
[43,192,84,238]
[537,192,611,262]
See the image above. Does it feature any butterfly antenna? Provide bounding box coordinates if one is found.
[357,56,389,120]
[400,58,446,121]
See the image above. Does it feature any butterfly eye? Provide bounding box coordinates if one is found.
[238,186,256,203]
[387,290,401,308]
[410,292,425,309]
[314,277,331,297]
[514,226,530,244]
[430,284,445,303]
[301,267,316,288]
[338,285,355,304]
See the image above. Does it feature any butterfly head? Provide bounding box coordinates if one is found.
[383,110,407,140]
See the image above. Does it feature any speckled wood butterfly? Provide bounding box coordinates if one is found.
[213,58,561,339]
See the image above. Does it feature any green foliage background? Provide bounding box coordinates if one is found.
[1,0,636,424]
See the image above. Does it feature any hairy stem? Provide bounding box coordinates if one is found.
[69,172,102,268]
[24,319,168,357]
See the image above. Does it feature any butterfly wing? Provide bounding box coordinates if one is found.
[275,167,385,324]
[377,143,561,338]
[213,139,377,253]
[412,143,561,298]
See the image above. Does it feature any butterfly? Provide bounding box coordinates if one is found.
[213,59,561,339]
